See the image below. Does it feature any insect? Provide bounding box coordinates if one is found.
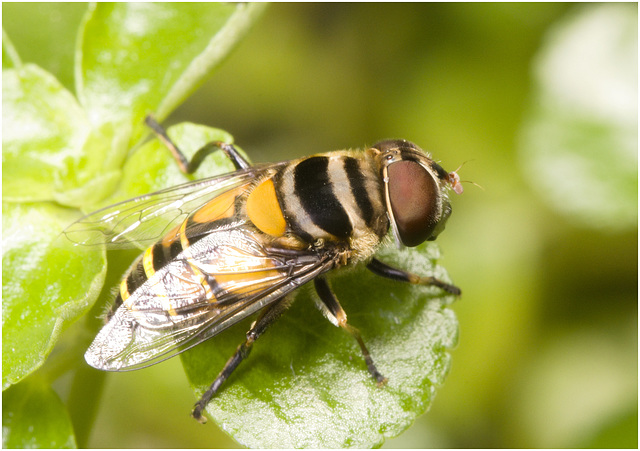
[64,116,463,423]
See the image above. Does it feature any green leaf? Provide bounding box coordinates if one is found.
[519,3,638,231]
[51,121,132,209]
[2,202,106,388]
[2,378,76,448]
[182,243,458,448]
[2,63,131,208]
[77,3,267,143]
[2,1,260,395]
[2,64,90,203]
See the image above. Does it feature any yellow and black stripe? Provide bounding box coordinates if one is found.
[113,152,391,316]
[113,184,250,314]
[274,154,388,244]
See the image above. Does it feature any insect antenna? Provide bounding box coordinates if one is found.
[447,160,482,194]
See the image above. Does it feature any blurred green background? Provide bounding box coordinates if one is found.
[4,3,637,448]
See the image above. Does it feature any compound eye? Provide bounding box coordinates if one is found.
[388,160,440,247]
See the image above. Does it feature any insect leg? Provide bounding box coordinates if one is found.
[367,257,461,295]
[145,115,251,173]
[313,277,387,386]
[191,295,293,424]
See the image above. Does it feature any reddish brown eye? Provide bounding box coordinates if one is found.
[388,160,439,247]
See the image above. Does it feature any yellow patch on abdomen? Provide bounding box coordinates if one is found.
[246,178,286,236]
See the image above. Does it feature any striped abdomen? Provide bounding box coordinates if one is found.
[111,152,388,317]
[247,153,388,245]
[111,183,252,317]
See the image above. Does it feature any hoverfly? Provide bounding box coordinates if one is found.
[64,116,463,423]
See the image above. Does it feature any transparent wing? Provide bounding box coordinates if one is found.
[85,225,336,371]
[64,162,285,249]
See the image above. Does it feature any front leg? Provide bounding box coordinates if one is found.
[367,258,461,295]
[145,115,251,173]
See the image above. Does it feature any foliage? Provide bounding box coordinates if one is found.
[2,3,460,448]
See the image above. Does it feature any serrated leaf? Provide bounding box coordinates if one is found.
[2,202,106,388]
[2,64,91,203]
[182,243,458,448]
[50,122,130,209]
[2,64,132,208]
[519,3,638,231]
[77,2,267,143]
[2,378,76,449]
